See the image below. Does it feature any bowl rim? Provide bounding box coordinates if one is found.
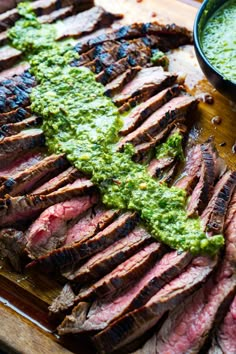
[193,0,236,86]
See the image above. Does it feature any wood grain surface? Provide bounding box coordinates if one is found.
[0,1,235,353]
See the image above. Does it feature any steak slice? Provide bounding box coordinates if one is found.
[77,242,165,302]
[26,194,98,259]
[119,85,182,136]
[187,141,216,216]
[201,170,236,234]
[0,150,46,183]
[0,107,31,125]
[49,283,77,316]
[56,6,122,40]
[147,124,187,177]
[118,95,196,148]
[93,255,217,353]
[0,116,41,137]
[104,67,141,97]
[0,154,69,197]
[58,251,192,334]
[27,212,139,271]
[208,295,236,354]
[75,22,192,54]
[0,0,94,31]
[0,46,22,72]
[73,41,119,66]
[32,167,81,195]
[64,225,153,283]
[0,228,26,272]
[132,117,186,162]
[0,129,45,164]
[113,67,177,107]
[175,144,202,194]
[0,178,94,227]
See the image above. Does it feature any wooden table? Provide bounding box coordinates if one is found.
[0,1,235,353]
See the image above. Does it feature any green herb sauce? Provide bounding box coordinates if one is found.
[201,0,236,83]
[8,4,225,255]
[155,131,184,160]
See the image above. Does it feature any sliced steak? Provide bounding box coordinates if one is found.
[27,212,139,271]
[26,194,98,259]
[175,144,202,194]
[150,269,236,353]
[132,117,186,162]
[0,116,41,137]
[118,95,196,148]
[49,283,76,316]
[104,67,141,97]
[201,170,236,234]
[113,67,177,107]
[187,141,216,216]
[0,46,22,72]
[0,150,46,183]
[0,129,45,164]
[32,167,81,195]
[0,0,94,31]
[56,6,122,40]
[58,251,192,334]
[77,242,165,302]
[0,107,31,126]
[0,178,94,227]
[75,22,192,54]
[39,6,74,24]
[0,228,26,272]
[209,295,236,354]
[93,255,217,353]
[64,225,152,283]
[147,124,187,177]
[64,207,119,246]
[119,85,182,136]
[0,154,69,197]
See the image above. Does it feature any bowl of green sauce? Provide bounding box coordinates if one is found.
[193,0,236,101]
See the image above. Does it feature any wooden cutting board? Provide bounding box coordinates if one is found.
[0,1,235,353]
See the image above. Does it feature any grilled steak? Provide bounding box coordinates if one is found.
[56,6,122,40]
[49,283,76,316]
[0,46,22,71]
[119,85,181,136]
[0,228,26,271]
[0,154,69,197]
[0,178,94,227]
[26,194,98,258]
[208,295,236,354]
[187,141,216,216]
[75,22,192,54]
[27,212,138,271]
[0,129,45,165]
[76,242,165,302]
[0,107,31,125]
[133,118,186,162]
[113,67,177,107]
[147,124,187,177]
[0,0,94,31]
[59,251,192,334]
[0,150,46,183]
[0,116,41,137]
[93,255,217,353]
[201,170,236,234]
[175,144,202,193]
[104,67,141,97]
[32,167,81,195]
[119,95,196,148]
[64,225,152,283]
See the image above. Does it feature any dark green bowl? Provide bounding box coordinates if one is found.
[193,0,236,102]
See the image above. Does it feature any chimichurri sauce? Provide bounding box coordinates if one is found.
[201,0,236,83]
[8,3,224,255]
